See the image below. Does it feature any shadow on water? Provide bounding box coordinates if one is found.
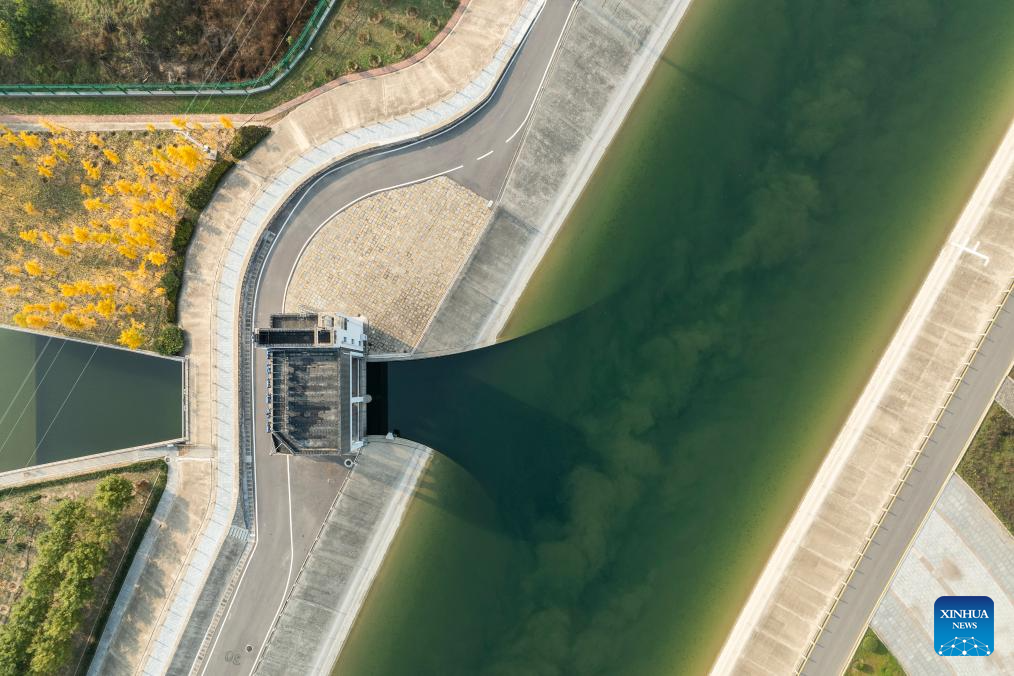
[380,343,583,535]
[348,0,1014,673]
[0,328,183,472]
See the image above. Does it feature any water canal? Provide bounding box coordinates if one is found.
[0,328,184,473]
[337,0,1014,673]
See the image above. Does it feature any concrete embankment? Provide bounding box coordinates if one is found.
[416,0,695,354]
[0,443,176,490]
[712,118,1014,675]
[254,438,431,675]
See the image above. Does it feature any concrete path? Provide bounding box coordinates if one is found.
[88,457,215,676]
[254,438,432,676]
[714,115,1014,676]
[418,0,697,354]
[871,475,1014,675]
[193,4,564,675]
[0,444,174,489]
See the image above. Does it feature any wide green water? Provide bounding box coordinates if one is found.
[337,0,1014,674]
[0,328,183,472]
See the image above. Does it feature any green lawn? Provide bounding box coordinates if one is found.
[846,629,906,676]
[958,402,1014,533]
[0,0,459,116]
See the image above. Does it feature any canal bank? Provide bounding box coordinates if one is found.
[340,0,1014,674]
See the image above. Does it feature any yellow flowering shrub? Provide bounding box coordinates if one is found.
[0,121,234,348]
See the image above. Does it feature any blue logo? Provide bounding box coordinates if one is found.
[934,596,993,656]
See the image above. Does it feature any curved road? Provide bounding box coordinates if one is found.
[197,2,576,674]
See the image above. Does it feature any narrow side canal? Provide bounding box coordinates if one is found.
[0,328,183,473]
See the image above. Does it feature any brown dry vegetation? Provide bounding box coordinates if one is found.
[0,0,315,85]
[0,119,235,349]
[1,0,460,115]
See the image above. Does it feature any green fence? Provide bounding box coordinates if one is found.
[0,0,337,98]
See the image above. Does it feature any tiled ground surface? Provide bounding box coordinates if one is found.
[151,1,535,670]
[996,377,1014,417]
[871,475,1014,675]
[285,177,491,353]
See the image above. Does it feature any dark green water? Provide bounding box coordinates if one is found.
[0,328,183,472]
[337,0,1014,674]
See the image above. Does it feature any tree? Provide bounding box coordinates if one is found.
[27,515,113,675]
[0,0,50,57]
[117,320,145,349]
[155,324,185,356]
[93,475,134,515]
[0,499,85,674]
[0,20,16,58]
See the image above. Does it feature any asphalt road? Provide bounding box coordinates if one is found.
[801,289,1014,676]
[197,3,577,674]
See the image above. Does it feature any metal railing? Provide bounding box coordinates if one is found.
[0,0,337,98]
[793,276,1014,674]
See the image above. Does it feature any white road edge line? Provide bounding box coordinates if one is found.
[281,165,464,307]
[250,454,295,672]
[198,215,289,674]
[504,2,573,145]
[476,149,494,161]
[197,420,261,674]
[196,277,266,676]
[265,0,547,268]
[504,117,528,145]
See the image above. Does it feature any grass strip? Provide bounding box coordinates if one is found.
[957,402,1014,533]
[0,462,167,675]
[846,629,906,675]
[0,1,459,116]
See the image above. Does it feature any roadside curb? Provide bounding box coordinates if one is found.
[256,437,433,674]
